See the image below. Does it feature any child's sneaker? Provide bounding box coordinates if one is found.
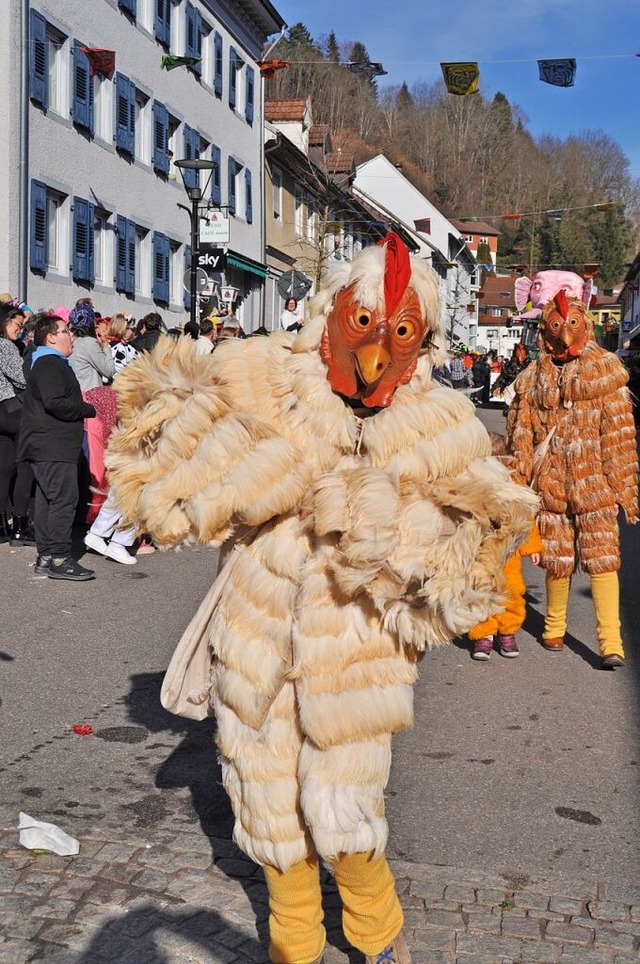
[497,633,520,658]
[471,636,493,661]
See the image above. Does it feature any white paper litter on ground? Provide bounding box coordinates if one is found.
[18,811,80,856]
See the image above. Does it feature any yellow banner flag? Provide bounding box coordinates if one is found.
[440,62,480,95]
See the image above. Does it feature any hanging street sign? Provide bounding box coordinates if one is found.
[200,212,230,245]
[198,245,227,272]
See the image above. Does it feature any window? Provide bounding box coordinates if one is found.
[167,114,180,179]
[185,1,202,76]
[72,197,95,283]
[93,210,112,287]
[30,14,68,115]
[155,0,171,46]
[170,242,183,305]
[229,47,244,111]
[245,169,253,224]
[30,180,69,275]
[153,232,170,304]
[294,184,304,235]
[228,156,239,216]
[152,101,169,175]
[306,198,316,243]
[135,227,151,297]
[169,0,185,55]
[272,166,282,221]
[201,23,213,87]
[182,124,202,189]
[93,73,113,142]
[118,0,137,17]
[134,90,151,164]
[479,236,488,244]
[115,73,135,155]
[137,0,153,31]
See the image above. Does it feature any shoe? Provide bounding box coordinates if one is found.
[9,515,37,547]
[0,512,10,543]
[105,542,137,565]
[601,654,624,669]
[471,636,493,661]
[497,633,520,658]
[84,531,109,556]
[34,553,53,574]
[136,537,156,555]
[48,556,95,581]
[365,930,411,964]
[542,636,564,652]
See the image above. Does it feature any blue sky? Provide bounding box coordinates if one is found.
[273,0,640,180]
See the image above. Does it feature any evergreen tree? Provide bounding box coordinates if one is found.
[287,22,316,48]
[396,82,414,111]
[326,31,340,62]
[590,203,632,286]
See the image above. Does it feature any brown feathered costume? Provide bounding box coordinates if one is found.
[506,296,638,577]
[106,241,537,874]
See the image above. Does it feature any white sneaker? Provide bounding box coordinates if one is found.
[84,531,109,556]
[105,542,137,565]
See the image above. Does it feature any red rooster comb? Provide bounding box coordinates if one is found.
[554,289,569,318]
[377,232,411,317]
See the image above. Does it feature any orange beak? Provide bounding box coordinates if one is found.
[354,344,391,385]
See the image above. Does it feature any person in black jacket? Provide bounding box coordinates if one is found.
[130,312,165,353]
[17,313,97,581]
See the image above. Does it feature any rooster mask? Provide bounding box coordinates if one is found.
[539,291,591,362]
[320,233,439,408]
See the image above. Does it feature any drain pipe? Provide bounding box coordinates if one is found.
[18,0,30,301]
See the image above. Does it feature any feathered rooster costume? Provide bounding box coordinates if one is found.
[506,291,638,666]
[106,235,536,963]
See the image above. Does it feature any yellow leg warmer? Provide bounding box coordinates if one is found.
[263,856,326,964]
[332,851,403,956]
[590,571,624,659]
[544,574,571,640]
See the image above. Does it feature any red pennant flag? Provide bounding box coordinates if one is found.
[80,48,116,80]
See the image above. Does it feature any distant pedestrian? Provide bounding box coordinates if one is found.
[18,313,97,581]
[131,312,164,353]
[195,318,216,355]
[448,352,468,390]
[280,297,301,330]
[471,353,491,406]
[108,314,138,374]
[68,304,114,390]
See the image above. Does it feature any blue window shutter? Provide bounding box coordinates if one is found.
[118,0,136,17]
[152,100,169,174]
[30,11,48,106]
[182,125,198,189]
[245,169,253,224]
[184,245,191,311]
[186,2,196,57]
[211,145,221,205]
[229,48,237,109]
[30,180,47,272]
[73,197,95,283]
[214,32,223,98]
[228,157,236,216]
[128,79,136,152]
[116,215,128,290]
[154,0,170,46]
[153,233,170,303]
[73,42,93,132]
[115,73,133,154]
[245,66,254,125]
[126,220,136,295]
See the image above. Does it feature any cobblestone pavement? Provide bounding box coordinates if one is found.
[1,823,639,963]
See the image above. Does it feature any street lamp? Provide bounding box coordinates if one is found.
[175,158,216,328]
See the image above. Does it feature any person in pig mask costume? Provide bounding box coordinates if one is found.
[505,280,638,670]
[514,269,593,320]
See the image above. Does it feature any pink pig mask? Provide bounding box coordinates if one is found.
[514,270,593,320]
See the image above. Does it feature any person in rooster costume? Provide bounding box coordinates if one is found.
[106,234,536,964]
[506,290,638,669]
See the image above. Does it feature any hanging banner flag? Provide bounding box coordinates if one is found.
[593,202,614,211]
[413,218,431,234]
[257,59,291,79]
[545,209,564,220]
[500,213,521,220]
[161,54,202,71]
[80,47,116,79]
[346,61,388,79]
[538,58,577,87]
[459,216,479,223]
[440,62,480,95]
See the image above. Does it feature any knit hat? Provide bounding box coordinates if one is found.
[69,303,96,331]
[53,305,71,324]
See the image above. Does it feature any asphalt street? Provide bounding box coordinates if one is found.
[0,401,639,962]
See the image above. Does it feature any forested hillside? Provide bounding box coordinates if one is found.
[267,24,640,286]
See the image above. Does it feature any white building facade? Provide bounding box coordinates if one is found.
[354,155,479,349]
[0,0,285,329]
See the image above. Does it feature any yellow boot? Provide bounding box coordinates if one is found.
[542,574,571,651]
[263,855,326,963]
[332,851,406,960]
[590,571,625,668]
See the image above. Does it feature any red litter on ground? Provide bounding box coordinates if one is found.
[72,724,93,735]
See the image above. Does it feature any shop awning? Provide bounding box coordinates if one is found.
[226,251,268,279]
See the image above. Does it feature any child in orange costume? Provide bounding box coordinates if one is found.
[469,520,542,660]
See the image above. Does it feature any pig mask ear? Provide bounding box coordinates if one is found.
[514,276,532,311]
[581,278,593,309]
